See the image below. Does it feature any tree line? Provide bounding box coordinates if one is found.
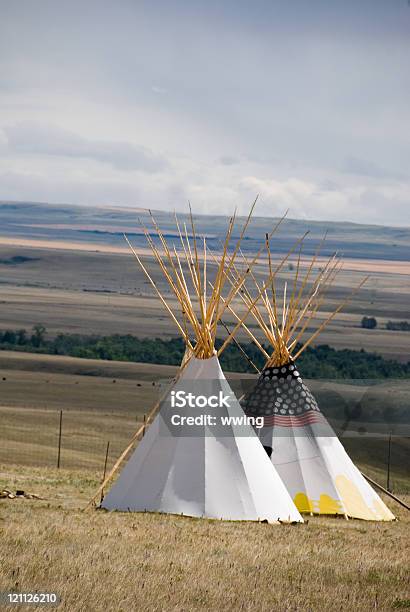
[0,325,409,379]
[361,317,410,331]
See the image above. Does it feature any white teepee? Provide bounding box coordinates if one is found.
[102,355,302,522]
[233,239,395,521]
[98,206,303,523]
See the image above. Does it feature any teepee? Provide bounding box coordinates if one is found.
[99,207,303,523]
[232,236,395,521]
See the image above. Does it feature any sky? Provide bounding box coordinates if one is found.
[0,0,409,225]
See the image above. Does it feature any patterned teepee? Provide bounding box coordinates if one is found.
[244,360,394,520]
[232,235,395,520]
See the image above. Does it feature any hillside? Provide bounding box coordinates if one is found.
[1,200,410,261]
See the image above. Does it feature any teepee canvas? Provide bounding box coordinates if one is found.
[102,354,302,522]
[99,207,303,523]
[234,238,395,521]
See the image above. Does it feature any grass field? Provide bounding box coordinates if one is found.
[0,464,409,611]
[0,244,409,361]
[0,202,409,361]
[0,352,172,472]
[0,203,409,610]
[1,351,409,491]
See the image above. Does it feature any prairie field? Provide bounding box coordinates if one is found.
[0,350,409,490]
[0,353,409,611]
[0,464,409,612]
[0,350,409,611]
[0,202,409,361]
[0,244,409,361]
[0,202,409,610]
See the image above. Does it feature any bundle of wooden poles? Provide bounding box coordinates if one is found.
[217,233,368,367]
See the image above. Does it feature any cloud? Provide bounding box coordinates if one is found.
[342,156,404,180]
[219,156,240,166]
[0,169,142,207]
[151,85,167,95]
[3,121,168,173]
[0,1,409,225]
[0,163,409,227]
[236,174,410,226]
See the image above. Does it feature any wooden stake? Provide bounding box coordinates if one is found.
[361,471,409,512]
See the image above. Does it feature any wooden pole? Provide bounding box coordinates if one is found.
[100,441,110,504]
[387,432,392,492]
[84,361,193,511]
[57,410,63,469]
[293,276,369,361]
[219,319,260,374]
[85,417,153,510]
[361,471,409,512]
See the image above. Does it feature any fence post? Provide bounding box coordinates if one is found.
[100,441,110,504]
[57,410,63,469]
[142,414,146,437]
[386,432,392,492]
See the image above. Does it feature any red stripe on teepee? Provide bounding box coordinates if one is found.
[259,413,324,428]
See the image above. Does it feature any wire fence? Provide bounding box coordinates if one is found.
[0,406,146,473]
[1,405,408,495]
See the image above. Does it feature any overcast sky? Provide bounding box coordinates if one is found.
[1,0,409,225]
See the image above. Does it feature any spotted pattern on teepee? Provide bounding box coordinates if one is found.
[245,361,324,427]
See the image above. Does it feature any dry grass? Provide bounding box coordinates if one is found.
[1,351,409,491]
[0,358,408,611]
[0,352,175,472]
[0,464,409,612]
[1,210,409,610]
